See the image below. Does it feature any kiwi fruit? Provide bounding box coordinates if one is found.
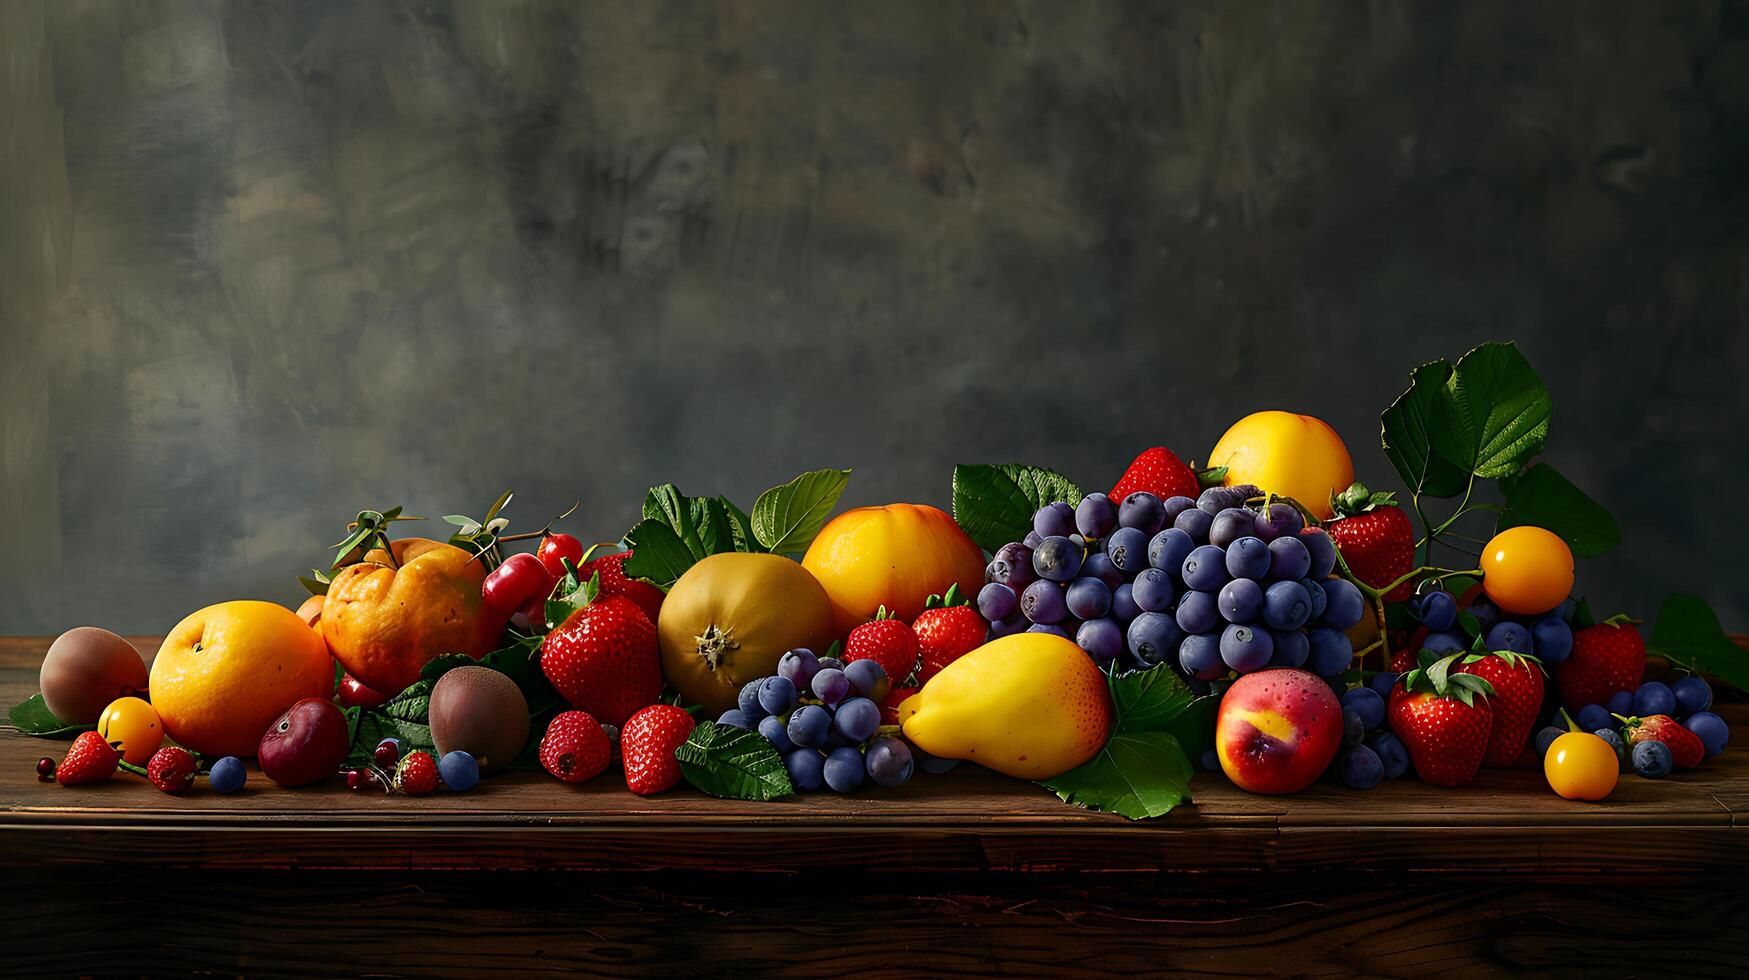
[39,627,149,726]
[428,666,530,774]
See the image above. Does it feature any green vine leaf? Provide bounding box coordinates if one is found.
[1381,359,1470,498]
[1429,342,1552,480]
[675,720,794,801]
[751,469,852,555]
[951,463,1083,554]
[1038,664,1214,820]
[6,694,94,739]
[1497,463,1620,558]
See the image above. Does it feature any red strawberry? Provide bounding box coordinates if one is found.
[57,731,121,785]
[1457,652,1544,767]
[911,586,986,682]
[394,750,439,794]
[881,686,920,725]
[1110,447,1200,506]
[621,704,695,795]
[1326,482,1414,602]
[541,592,662,727]
[1388,658,1496,786]
[845,611,922,685]
[539,710,612,783]
[1555,621,1645,712]
[580,550,665,624]
[1623,714,1705,769]
[1388,648,1417,673]
[146,746,198,793]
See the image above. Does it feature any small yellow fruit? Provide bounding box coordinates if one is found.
[1544,731,1618,801]
[96,696,164,765]
[1208,411,1355,519]
[899,633,1112,779]
[1481,525,1575,615]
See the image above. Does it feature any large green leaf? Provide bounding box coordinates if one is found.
[951,463,1083,554]
[5,693,94,739]
[751,468,851,555]
[1430,342,1552,479]
[1648,593,1749,693]
[1380,359,1469,498]
[1497,463,1620,558]
[622,519,698,591]
[1040,731,1193,821]
[643,484,705,558]
[675,720,795,801]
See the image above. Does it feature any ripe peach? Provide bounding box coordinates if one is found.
[1215,669,1343,794]
[39,627,149,726]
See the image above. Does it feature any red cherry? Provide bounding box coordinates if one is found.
[338,673,391,709]
[537,533,587,579]
[483,553,552,612]
[36,757,55,782]
[346,769,364,791]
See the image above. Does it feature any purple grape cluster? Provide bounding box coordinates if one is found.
[713,648,945,794]
[979,485,1367,685]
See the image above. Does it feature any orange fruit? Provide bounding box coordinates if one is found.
[1208,411,1355,519]
[1544,731,1618,801]
[1480,526,1574,615]
[295,593,326,629]
[96,696,163,765]
[321,537,508,695]
[802,504,987,640]
[150,600,334,757]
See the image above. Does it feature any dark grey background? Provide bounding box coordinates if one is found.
[2,1,1745,635]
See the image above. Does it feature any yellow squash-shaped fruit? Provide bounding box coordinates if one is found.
[899,633,1112,779]
[658,552,835,717]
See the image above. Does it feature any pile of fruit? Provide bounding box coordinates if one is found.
[7,342,1742,821]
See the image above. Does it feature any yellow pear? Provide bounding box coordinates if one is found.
[899,632,1113,779]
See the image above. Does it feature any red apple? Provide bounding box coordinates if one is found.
[258,697,349,787]
[1215,669,1343,794]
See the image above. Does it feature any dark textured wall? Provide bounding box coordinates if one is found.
[2,1,1746,635]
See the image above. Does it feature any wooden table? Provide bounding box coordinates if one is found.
[4,636,1746,975]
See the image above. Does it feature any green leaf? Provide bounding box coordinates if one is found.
[716,496,761,552]
[643,484,706,558]
[1497,463,1620,558]
[483,489,514,522]
[1429,342,1552,480]
[1380,359,1469,498]
[346,712,435,768]
[5,694,93,738]
[751,468,852,555]
[1040,731,1193,821]
[1649,593,1749,692]
[692,496,738,557]
[622,519,697,591]
[674,720,795,801]
[1036,663,1208,820]
[1195,466,1229,490]
[951,463,1083,554]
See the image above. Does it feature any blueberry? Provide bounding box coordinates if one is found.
[914,746,960,774]
[777,648,821,693]
[1673,676,1714,716]
[864,737,915,788]
[1485,621,1531,655]
[1217,578,1264,624]
[1576,703,1612,734]
[1177,631,1225,681]
[757,675,798,715]
[1531,616,1572,663]
[1027,624,1073,639]
[1534,726,1565,759]
[209,756,247,795]
[1033,535,1083,582]
[1117,492,1166,535]
[842,660,887,700]
[1104,527,1151,574]
[1467,598,1500,633]
[977,583,1019,622]
[1174,507,1214,542]
[1606,690,1635,716]
[1181,545,1231,592]
[1306,628,1353,678]
[1631,739,1673,779]
[1022,530,1044,549]
[987,542,1036,590]
[1319,579,1366,631]
[1075,617,1126,666]
[787,704,832,747]
[1414,590,1458,633]
[1368,671,1398,699]
[1080,551,1124,589]
[1300,578,1328,621]
[1110,583,1140,623]
[1269,628,1310,669]
[1364,731,1410,779]
[1148,528,1196,576]
[1033,501,1076,538]
[1632,681,1676,718]
[1342,686,1386,732]
[822,746,866,793]
[1021,580,1068,625]
[1421,631,1468,657]
[1224,537,1272,580]
[1342,709,1366,748]
[832,698,881,743]
[1065,576,1113,620]
[1252,502,1304,542]
[1266,536,1311,582]
[1209,508,1255,549]
[438,751,480,792]
[1299,528,1337,579]
[1075,492,1118,539]
[1261,580,1312,631]
[1684,711,1729,757]
[1220,623,1274,673]
[811,668,850,706]
[784,749,826,791]
[1339,745,1384,789]
[738,680,768,721]
[1175,590,1221,634]
[1130,568,1174,613]
[1127,611,1183,668]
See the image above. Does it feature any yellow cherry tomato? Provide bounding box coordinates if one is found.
[1544,732,1618,801]
[1480,526,1574,615]
[96,696,164,765]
